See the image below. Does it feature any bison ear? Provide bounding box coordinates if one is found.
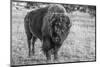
[65,17,71,26]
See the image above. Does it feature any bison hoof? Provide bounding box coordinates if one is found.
[54,56,58,61]
[27,55,31,58]
[27,52,34,58]
[32,51,35,56]
[46,59,51,63]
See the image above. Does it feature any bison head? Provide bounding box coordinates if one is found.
[42,4,72,44]
[49,13,71,44]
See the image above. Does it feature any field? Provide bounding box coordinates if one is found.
[11,5,96,65]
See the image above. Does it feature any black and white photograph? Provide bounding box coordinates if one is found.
[11,0,96,66]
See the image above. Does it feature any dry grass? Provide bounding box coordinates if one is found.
[11,7,96,65]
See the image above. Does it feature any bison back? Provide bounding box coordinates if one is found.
[24,7,49,40]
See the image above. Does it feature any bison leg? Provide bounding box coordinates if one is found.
[54,44,61,61]
[44,50,51,61]
[24,19,33,57]
[27,36,32,57]
[54,47,58,60]
[42,37,51,61]
[32,36,37,55]
[26,32,32,57]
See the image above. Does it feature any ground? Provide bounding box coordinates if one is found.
[11,6,96,65]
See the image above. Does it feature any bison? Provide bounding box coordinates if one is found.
[24,4,72,61]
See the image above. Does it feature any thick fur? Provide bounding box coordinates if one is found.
[24,4,71,60]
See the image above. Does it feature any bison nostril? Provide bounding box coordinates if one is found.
[55,37,60,41]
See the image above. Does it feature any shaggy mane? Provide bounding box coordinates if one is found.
[42,4,71,43]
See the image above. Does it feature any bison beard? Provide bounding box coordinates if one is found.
[24,4,71,61]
